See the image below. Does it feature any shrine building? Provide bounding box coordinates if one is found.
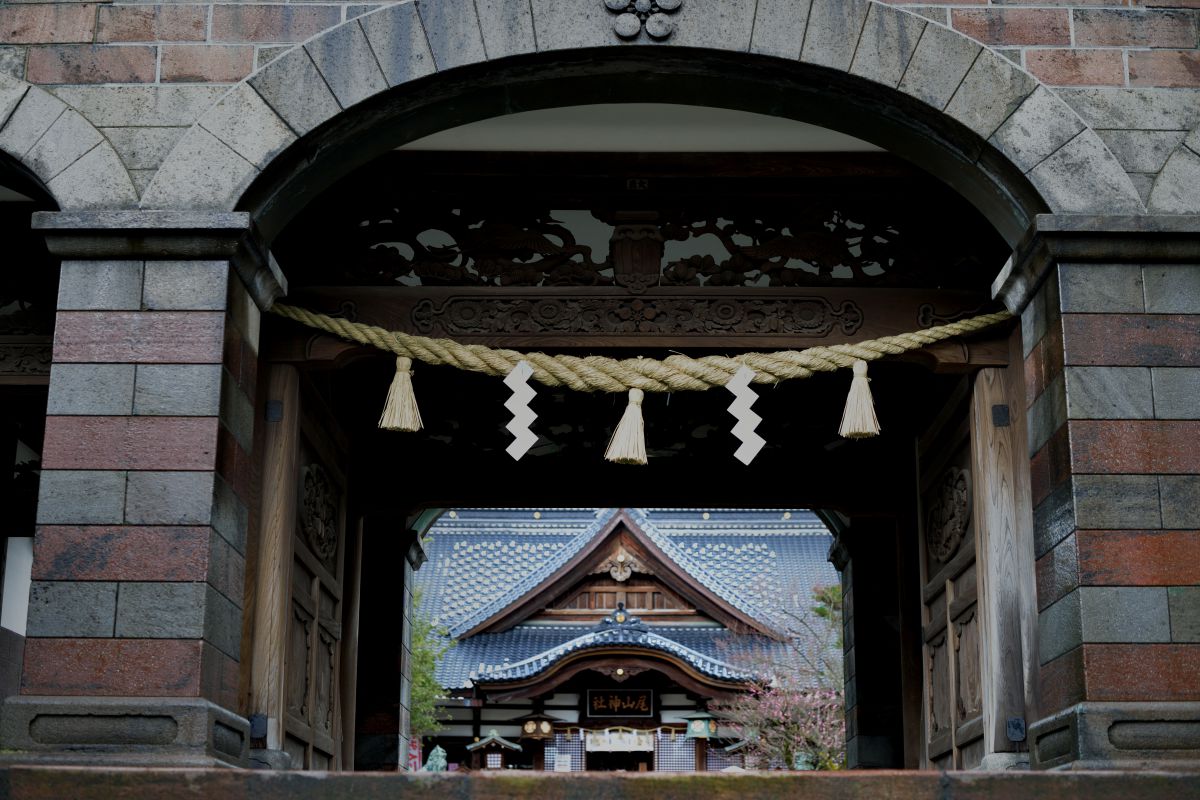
[414,507,837,772]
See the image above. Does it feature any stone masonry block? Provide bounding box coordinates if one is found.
[210,5,341,44]
[160,45,254,84]
[1074,475,1162,530]
[115,581,206,639]
[670,0,756,51]
[220,377,254,453]
[49,86,228,128]
[24,108,103,184]
[952,8,1070,46]
[134,364,222,416]
[26,581,117,638]
[0,50,21,84]
[359,2,435,88]
[989,86,1085,175]
[475,0,536,59]
[198,84,295,170]
[37,470,126,525]
[532,0,627,52]
[0,73,26,128]
[1160,475,1200,529]
[47,142,139,208]
[211,474,247,554]
[1096,129,1186,175]
[849,4,926,89]
[57,261,143,311]
[0,4,95,45]
[1149,146,1200,215]
[248,46,341,138]
[1034,479,1076,558]
[140,125,257,211]
[47,363,135,416]
[800,0,871,73]
[0,86,65,158]
[1074,8,1198,49]
[1058,87,1200,132]
[305,20,388,110]
[1058,263,1145,313]
[1028,372,1066,455]
[945,49,1037,141]
[1064,367,1154,420]
[1143,265,1200,314]
[1169,587,1200,642]
[204,584,241,658]
[143,261,229,311]
[1080,586,1171,643]
[418,0,485,71]
[1039,589,1082,664]
[1029,129,1146,215]
[1152,368,1200,420]
[101,126,186,172]
[26,44,157,85]
[749,0,810,59]
[125,470,214,526]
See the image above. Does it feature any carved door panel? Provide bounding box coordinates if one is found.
[917,388,985,769]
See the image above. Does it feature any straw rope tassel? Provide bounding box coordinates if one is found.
[378,356,423,432]
[605,388,647,465]
[839,359,880,438]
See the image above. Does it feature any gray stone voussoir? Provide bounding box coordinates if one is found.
[197,83,296,171]
[990,86,1086,175]
[476,0,536,60]
[1148,145,1200,214]
[750,0,811,59]
[248,46,341,138]
[139,125,259,211]
[0,86,65,159]
[305,19,389,110]
[1029,129,1147,215]
[848,4,926,89]
[418,0,486,70]
[531,0,616,53]
[47,142,139,209]
[897,21,980,111]
[944,47,1037,141]
[800,0,872,73]
[359,1,436,87]
[0,72,27,129]
[23,109,104,185]
[670,0,756,52]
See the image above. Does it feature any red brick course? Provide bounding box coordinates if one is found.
[33,526,211,582]
[96,5,207,44]
[1083,644,1200,701]
[1030,424,1071,508]
[1069,419,1200,474]
[1061,314,1200,367]
[210,5,341,43]
[22,638,205,697]
[0,4,96,45]
[1024,319,1064,408]
[42,416,218,471]
[951,8,1072,46]
[1074,9,1199,48]
[53,312,225,364]
[1130,49,1200,86]
[1026,50,1127,87]
[161,45,254,83]
[1035,532,1078,612]
[1039,646,1085,716]
[201,642,239,710]
[27,44,156,84]
[1077,530,1200,586]
[216,425,253,505]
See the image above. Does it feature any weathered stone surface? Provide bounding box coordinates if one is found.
[671,0,756,51]
[47,363,135,415]
[1169,587,1200,643]
[1149,146,1200,214]
[1032,701,1200,770]
[203,585,241,658]
[1152,367,1200,420]
[475,0,535,59]
[418,0,484,71]
[125,470,214,526]
[1080,586,1171,643]
[0,47,23,82]
[140,126,257,211]
[1064,367,1154,420]
[945,49,1037,140]
[800,0,871,73]
[26,581,117,638]
[1034,479,1076,558]
[848,4,925,89]
[1143,265,1200,314]
[1074,475,1162,530]
[1028,372,1066,455]
[1058,87,1200,131]
[1029,129,1146,214]
[219,379,254,453]
[1058,262,1145,313]
[196,84,294,170]
[0,86,65,157]
[57,260,143,311]
[134,364,222,416]
[143,261,229,311]
[1160,475,1200,529]
[749,0,810,59]
[37,469,126,525]
[49,85,226,128]
[0,72,26,127]
[990,86,1086,174]
[1039,589,1082,663]
[24,109,103,182]
[115,581,205,639]
[101,126,186,172]
[359,2,435,88]
[1097,129,1187,175]
[211,474,247,553]
[305,20,387,110]
[247,46,340,137]
[531,0,613,53]
[47,142,139,208]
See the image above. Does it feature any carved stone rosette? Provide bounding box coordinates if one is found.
[299,464,340,570]
[925,467,971,563]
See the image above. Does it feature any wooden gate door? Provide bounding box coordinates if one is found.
[254,364,355,770]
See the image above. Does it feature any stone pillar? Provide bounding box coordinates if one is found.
[996,215,1200,770]
[0,211,282,767]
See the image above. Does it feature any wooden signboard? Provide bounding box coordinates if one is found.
[587,690,653,718]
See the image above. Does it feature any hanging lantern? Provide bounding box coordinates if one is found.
[682,711,718,740]
[516,713,557,741]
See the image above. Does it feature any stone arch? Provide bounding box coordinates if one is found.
[0,74,138,209]
[1148,127,1200,213]
[142,0,1144,246]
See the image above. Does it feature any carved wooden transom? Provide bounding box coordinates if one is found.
[299,464,339,570]
[925,467,971,563]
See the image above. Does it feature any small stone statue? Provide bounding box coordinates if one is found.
[422,745,448,772]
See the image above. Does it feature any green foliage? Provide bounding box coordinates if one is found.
[409,588,453,739]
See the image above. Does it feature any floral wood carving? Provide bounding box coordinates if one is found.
[925,467,971,563]
[300,464,339,570]
[412,296,863,337]
[0,343,51,376]
[604,0,681,39]
[592,546,652,582]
